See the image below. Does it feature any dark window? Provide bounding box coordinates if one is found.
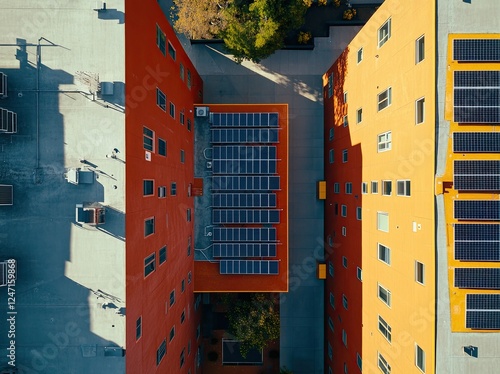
[180,149,185,163]
[136,317,142,340]
[143,180,154,196]
[180,110,185,125]
[144,253,156,277]
[158,138,166,156]
[156,25,166,55]
[169,326,175,342]
[180,348,185,368]
[145,217,155,237]
[170,182,177,196]
[156,339,166,366]
[143,127,154,151]
[170,290,175,306]
[159,246,167,264]
[168,42,176,60]
[187,119,192,131]
[181,279,185,292]
[187,208,191,222]
[169,102,175,118]
[181,310,186,324]
[157,88,166,111]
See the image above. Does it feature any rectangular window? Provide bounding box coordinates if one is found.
[342,294,348,310]
[330,292,335,308]
[169,326,175,342]
[378,131,392,152]
[378,315,392,342]
[329,128,334,141]
[356,207,362,220]
[378,243,391,265]
[371,181,378,194]
[377,87,392,111]
[180,110,185,125]
[416,97,425,124]
[341,205,347,217]
[378,352,391,374]
[343,115,348,127]
[334,183,340,193]
[328,316,334,332]
[158,138,167,156]
[342,149,348,163]
[378,19,391,47]
[397,180,411,196]
[329,261,334,277]
[356,108,363,123]
[180,149,185,163]
[143,126,154,151]
[169,102,175,118]
[145,217,155,237]
[180,348,185,368]
[187,118,192,131]
[415,261,425,285]
[342,226,347,236]
[170,182,177,196]
[158,186,166,198]
[157,339,167,366]
[378,283,391,307]
[157,88,166,111]
[328,73,333,98]
[357,267,362,281]
[188,271,192,284]
[328,341,333,360]
[377,212,389,232]
[143,180,154,196]
[329,149,334,164]
[343,91,348,103]
[361,182,368,194]
[170,290,176,307]
[187,208,192,222]
[357,47,363,63]
[144,253,156,277]
[168,41,176,60]
[156,25,166,55]
[180,63,185,81]
[382,180,392,196]
[136,316,142,341]
[181,279,185,293]
[342,256,348,268]
[342,329,347,347]
[187,237,192,257]
[416,345,426,372]
[416,35,425,63]
[187,70,192,89]
[159,246,167,264]
[357,354,362,371]
[345,182,352,194]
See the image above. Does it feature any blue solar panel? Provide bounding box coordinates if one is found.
[453,39,500,62]
[213,243,277,257]
[454,200,500,221]
[454,160,500,191]
[211,129,279,144]
[213,227,277,242]
[219,260,279,275]
[212,193,277,208]
[213,209,280,224]
[466,294,500,329]
[455,224,500,261]
[454,268,500,289]
[212,160,277,175]
[211,176,280,191]
[210,112,279,127]
[467,294,500,309]
[453,132,500,153]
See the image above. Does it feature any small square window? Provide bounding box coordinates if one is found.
[342,294,348,310]
[180,149,185,163]
[357,47,363,63]
[361,182,368,194]
[168,41,176,60]
[329,128,334,141]
[377,212,389,232]
[145,217,155,237]
[334,182,340,193]
[416,97,425,124]
[342,256,348,268]
[143,180,154,196]
[415,261,425,285]
[144,253,156,277]
[329,149,334,164]
[397,180,411,196]
[169,102,175,118]
[371,181,379,194]
[356,207,362,220]
[157,88,166,111]
[156,25,166,55]
[378,131,392,152]
[171,182,177,196]
[343,91,348,103]
[169,290,176,307]
[143,126,154,151]
[377,87,392,111]
[342,149,348,163]
[356,267,362,281]
[416,345,426,372]
[378,243,391,265]
[382,180,392,196]
[343,115,348,127]
[341,205,347,217]
[169,326,175,342]
[378,19,391,47]
[158,186,166,198]
[159,246,167,264]
[158,138,167,156]
[136,316,142,341]
[356,108,362,123]
[416,35,425,63]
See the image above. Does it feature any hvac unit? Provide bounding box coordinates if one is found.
[195,107,209,117]
[0,73,7,99]
[145,151,151,161]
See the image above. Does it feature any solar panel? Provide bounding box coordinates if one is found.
[453,132,500,153]
[454,160,500,191]
[213,209,280,224]
[219,260,279,275]
[213,243,277,257]
[210,112,279,127]
[212,160,277,175]
[454,224,500,261]
[453,71,500,123]
[212,146,278,175]
[211,176,280,191]
[454,268,500,289]
[466,294,500,329]
[211,128,279,144]
[213,227,277,242]
[453,39,500,62]
[212,193,277,208]
[454,200,500,221]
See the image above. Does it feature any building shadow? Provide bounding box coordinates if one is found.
[97,9,125,24]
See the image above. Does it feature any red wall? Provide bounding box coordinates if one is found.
[125,1,203,373]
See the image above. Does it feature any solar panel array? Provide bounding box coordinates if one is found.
[454,160,500,191]
[210,112,279,127]
[212,176,280,191]
[213,243,277,258]
[213,209,280,224]
[466,294,500,329]
[213,193,277,208]
[213,227,277,242]
[454,268,500,289]
[453,132,500,153]
[454,200,500,221]
[453,71,500,123]
[220,260,279,275]
[453,39,500,62]
[212,146,277,175]
[454,224,500,261]
[211,128,279,144]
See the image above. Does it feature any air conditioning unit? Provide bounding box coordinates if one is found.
[195,107,209,117]
[145,151,151,161]
[206,161,212,169]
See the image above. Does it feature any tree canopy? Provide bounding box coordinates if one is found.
[172,0,310,63]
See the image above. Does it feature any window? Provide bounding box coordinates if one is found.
[345,182,352,194]
[187,70,192,89]
[158,186,166,198]
[378,315,392,343]
[181,310,185,324]
[180,110,185,125]
[329,292,335,308]
[415,261,425,285]
[377,87,392,111]
[378,131,392,152]
[382,180,392,196]
[187,237,192,257]
[180,63,185,81]
[415,97,425,124]
[357,47,363,63]
[158,138,167,156]
[343,115,348,127]
[169,290,175,307]
[156,88,166,111]
[180,149,185,163]
[397,180,411,196]
[378,19,391,47]
[377,212,389,232]
[169,102,175,118]
[156,25,166,55]
[328,316,334,332]
[378,283,391,307]
[371,181,378,194]
[187,118,192,131]
[145,217,155,237]
[341,205,347,217]
[378,243,391,265]
[170,182,177,196]
[342,149,348,163]
[144,253,156,277]
[342,329,347,347]
[180,348,185,368]
[357,267,362,281]
[416,35,425,63]
[328,73,333,98]
[188,271,192,284]
[328,341,333,360]
[357,353,362,371]
[159,246,167,264]
[168,41,176,60]
[156,339,166,366]
[329,128,334,141]
[143,126,154,151]
[329,149,334,164]
[416,345,426,372]
[334,182,340,193]
[136,316,142,341]
[361,182,368,194]
[356,207,362,220]
[143,180,154,196]
[196,323,200,339]
[378,352,391,374]
[343,91,348,103]
[356,108,363,123]
[344,363,348,374]
[187,208,192,222]
[335,203,338,215]
[342,294,348,309]
[169,326,175,342]
[342,226,347,236]
[328,261,334,277]
[342,256,348,268]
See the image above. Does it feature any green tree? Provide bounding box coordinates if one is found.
[226,293,280,357]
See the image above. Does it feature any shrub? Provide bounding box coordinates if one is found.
[298,31,312,44]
